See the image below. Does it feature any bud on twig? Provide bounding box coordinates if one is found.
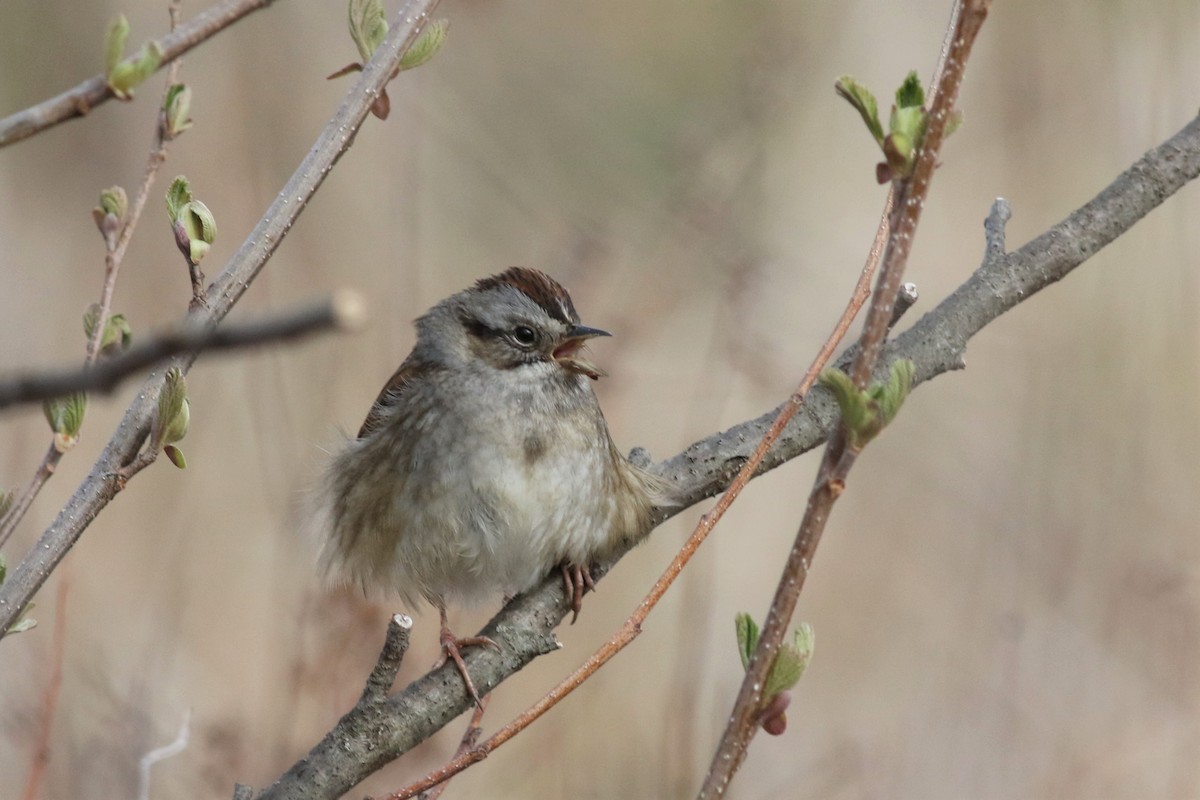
[92,185,128,250]
[44,392,87,453]
[163,84,194,138]
[153,367,190,469]
[104,14,162,100]
[165,177,217,266]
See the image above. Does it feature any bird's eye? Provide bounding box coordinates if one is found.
[511,325,537,347]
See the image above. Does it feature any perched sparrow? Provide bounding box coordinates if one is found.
[316,267,667,704]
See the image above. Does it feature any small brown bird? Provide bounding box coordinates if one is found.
[315,268,668,704]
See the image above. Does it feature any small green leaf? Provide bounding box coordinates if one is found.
[348,0,389,62]
[0,491,12,523]
[43,393,87,438]
[99,186,128,219]
[820,367,872,448]
[180,200,217,244]
[166,177,191,223]
[735,612,759,672]
[104,14,130,76]
[0,552,7,584]
[163,83,194,137]
[764,623,815,699]
[835,75,884,146]
[164,444,187,469]
[155,368,190,447]
[84,306,134,355]
[44,396,86,451]
[108,42,162,100]
[873,359,914,427]
[895,70,924,109]
[399,19,449,72]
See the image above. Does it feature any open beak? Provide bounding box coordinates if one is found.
[552,325,611,380]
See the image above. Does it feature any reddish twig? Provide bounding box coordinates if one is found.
[396,696,489,800]
[698,2,992,797]
[19,574,70,800]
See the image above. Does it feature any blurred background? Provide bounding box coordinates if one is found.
[1,0,1198,797]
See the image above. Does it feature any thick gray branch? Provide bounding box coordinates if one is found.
[0,0,280,147]
[0,0,440,635]
[250,115,1200,799]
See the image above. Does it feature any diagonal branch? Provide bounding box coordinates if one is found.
[0,0,281,148]
[0,0,441,637]
[251,111,1200,800]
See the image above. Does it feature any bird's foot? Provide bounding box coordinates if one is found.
[434,619,499,708]
[559,561,597,624]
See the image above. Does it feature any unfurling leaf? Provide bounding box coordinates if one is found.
[165,176,191,223]
[166,178,216,265]
[763,623,814,700]
[108,40,162,100]
[894,70,924,110]
[348,0,389,62]
[399,19,449,72]
[44,393,87,453]
[92,185,128,248]
[835,75,884,146]
[83,304,133,356]
[154,367,190,448]
[104,14,130,76]
[163,83,194,138]
[735,612,759,672]
[820,360,915,450]
[164,444,187,469]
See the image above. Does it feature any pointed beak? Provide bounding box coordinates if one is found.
[553,325,611,380]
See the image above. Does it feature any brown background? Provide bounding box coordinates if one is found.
[1,1,1198,797]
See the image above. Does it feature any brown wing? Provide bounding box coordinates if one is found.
[357,358,429,439]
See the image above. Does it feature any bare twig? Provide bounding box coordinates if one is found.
[0,0,280,148]
[0,292,366,413]
[362,614,414,704]
[400,697,488,800]
[699,3,992,796]
[0,0,441,637]
[18,574,69,800]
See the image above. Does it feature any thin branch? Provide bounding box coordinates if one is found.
[0,0,441,638]
[700,4,992,795]
[0,0,280,148]
[0,292,366,412]
[401,697,488,800]
[362,614,414,704]
[86,2,185,365]
[0,4,186,555]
